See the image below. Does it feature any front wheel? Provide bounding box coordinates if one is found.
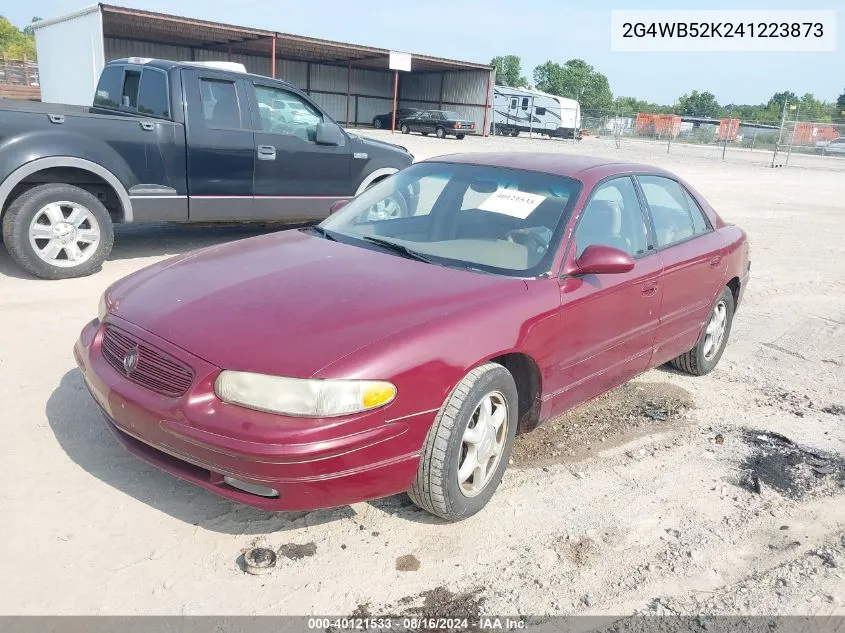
[2,183,114,280]
[409,363,518,521]
[671,286,735,376]
[400,123,410,134]
[373,117,383,129]
[435,126,446,139]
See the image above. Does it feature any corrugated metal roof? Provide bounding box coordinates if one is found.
[98,4,492,73]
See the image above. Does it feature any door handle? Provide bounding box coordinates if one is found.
[709,256,723,268]
[139,121,155,131]
[641,282,659,297]
[257,145,276,161]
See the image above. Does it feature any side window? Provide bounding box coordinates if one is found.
[573,177,648,258]
[521,98,529,111]
[681,188,711,234]
[638,176,699,248]
[535,106,546,115]
[253,84,322,139]
[93,65,124,108]
[122,70,140,109]
[510,98,518,109]
[199,78,242,129]
[137,69,170,118]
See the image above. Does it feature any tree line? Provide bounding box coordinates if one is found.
[491,54,845,124]
[0,15,40,60]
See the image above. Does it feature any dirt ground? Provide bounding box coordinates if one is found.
[1,131,844,617]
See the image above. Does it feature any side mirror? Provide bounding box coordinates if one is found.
[329,199,349,214]
[315,122,344,146]
[575,244,635,275]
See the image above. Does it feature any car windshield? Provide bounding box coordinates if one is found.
[319,162,581,277]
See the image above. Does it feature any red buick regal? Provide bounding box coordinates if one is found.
[75,153,750,521]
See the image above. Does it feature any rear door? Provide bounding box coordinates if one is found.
[635,174,727,366]
[182,67,255,220]
[247,80,352,220]
[549,176,663,416]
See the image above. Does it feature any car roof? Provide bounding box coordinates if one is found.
[426,152,670,180]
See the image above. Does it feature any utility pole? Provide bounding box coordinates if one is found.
[771,99,788,167]
[722,103,733,161]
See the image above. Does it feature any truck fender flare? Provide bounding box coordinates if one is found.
[0,156,134,222]
[355,167,399,196]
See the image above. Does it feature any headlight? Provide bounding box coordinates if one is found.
[98,293,108,322]
[214,371,397,417]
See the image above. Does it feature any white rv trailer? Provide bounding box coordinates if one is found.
[491,86,581,139]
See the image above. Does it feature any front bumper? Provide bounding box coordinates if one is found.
[74,316,431,511]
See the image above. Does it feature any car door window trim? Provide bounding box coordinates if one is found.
[633,174,716,252]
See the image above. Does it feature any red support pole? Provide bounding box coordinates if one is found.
[345,62,352,126]
[391,70,398,133]
[482,69,492,137]
[271,35,277,79]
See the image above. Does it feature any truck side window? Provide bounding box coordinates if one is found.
[251,84,322,141]
[94,65,124,108]
[137,69,170,119]
[199,79,242,130]
[122,70,141,109]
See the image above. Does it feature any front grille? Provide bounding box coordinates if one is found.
[101,325,195,397]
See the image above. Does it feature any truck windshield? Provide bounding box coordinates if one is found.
[320,162,581,277]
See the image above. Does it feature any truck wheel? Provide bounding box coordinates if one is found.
[373,117,383,129]
[409,362,518,521]
[435,127,446,139]
[671,286,734,376]
[2,183,114,280]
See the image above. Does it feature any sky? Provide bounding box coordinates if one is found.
[8,0,844,105]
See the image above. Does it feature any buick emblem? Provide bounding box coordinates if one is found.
[123,346,139,374]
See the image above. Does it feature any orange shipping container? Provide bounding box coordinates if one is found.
[718,118,741,141]
[635,113,681,137]
[791,123,839,146]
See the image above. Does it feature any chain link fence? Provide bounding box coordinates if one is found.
[539,103,845,172]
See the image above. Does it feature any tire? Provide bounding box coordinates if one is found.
[409,362,518,521]
[456,134,465,140]
[373,117,383,129]
[671,286,735,376]
[2,183,114,280]
[400,123,410,135]
[435,126,446,139]
[511,129,520,137]
[421,132,429,136]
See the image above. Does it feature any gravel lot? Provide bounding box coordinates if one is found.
[1,131,844,616]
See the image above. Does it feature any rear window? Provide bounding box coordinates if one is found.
[93,65,124,108]
[122,70,140,108]
[137,69,170,118]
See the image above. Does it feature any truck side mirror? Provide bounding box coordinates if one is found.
[315,122,345,146]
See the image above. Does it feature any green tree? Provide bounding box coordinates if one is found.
[767,91,799,111]
[490,55,528,88]
[0,15,37,59]
[675,90,723,117]
[836,89,845,122]
[533,59,613,111]
[22,16,42,38]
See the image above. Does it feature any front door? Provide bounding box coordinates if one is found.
[247,81,352,221]
[635,175,727,365]
[182,68,255,220]
[548,176,664,416]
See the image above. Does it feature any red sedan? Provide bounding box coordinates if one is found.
[75,153,750,521]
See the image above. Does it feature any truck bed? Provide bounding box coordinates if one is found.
[0,99,96,117]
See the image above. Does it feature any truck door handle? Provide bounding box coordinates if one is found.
[139,121,155,131]
[641,282,659,297]
[257,145,276,161]
[709,256,723,268]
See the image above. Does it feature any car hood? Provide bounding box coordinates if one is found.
[107,231,526,377]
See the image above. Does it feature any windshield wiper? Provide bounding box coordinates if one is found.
[361,236,435,264]
[302,225,337,241]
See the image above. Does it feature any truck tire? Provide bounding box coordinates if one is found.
[2,183,114,280]
[408,362,518,521]
[670,286,734,376]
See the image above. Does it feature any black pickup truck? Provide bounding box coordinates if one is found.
[0,58,413,279]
